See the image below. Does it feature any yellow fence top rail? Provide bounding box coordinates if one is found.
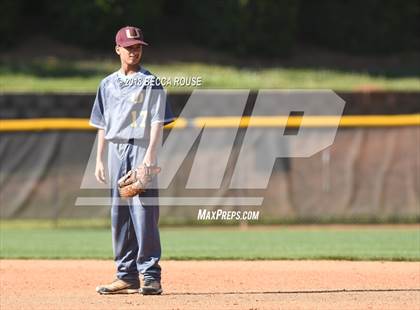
[0,114,419,131]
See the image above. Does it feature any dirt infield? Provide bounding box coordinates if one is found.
[1,260,419,310]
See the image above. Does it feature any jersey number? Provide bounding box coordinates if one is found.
[130,111,147,128]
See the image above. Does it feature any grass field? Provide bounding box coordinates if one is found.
[1,221,419,261]
[1,59,420,92]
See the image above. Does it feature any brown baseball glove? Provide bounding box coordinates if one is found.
[117,164,161,198]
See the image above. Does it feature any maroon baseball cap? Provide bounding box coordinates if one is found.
[115,26,149,47]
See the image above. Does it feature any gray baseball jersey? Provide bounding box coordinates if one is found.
[89,67,174,141]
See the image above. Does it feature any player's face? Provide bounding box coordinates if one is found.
[116,44,142,65]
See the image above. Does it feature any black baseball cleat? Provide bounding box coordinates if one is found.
[141,279,163,295]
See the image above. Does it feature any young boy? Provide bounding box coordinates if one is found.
[90,26,173,295]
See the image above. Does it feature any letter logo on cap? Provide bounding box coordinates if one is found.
[126,28,140,38]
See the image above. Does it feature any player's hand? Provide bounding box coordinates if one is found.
[95,160,106,184]
[143,151,157,166]
[142,151,157,175]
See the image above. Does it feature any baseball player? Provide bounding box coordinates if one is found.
[90,26,174,295]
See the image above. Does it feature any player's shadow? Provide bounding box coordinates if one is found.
[164,288,420,296]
